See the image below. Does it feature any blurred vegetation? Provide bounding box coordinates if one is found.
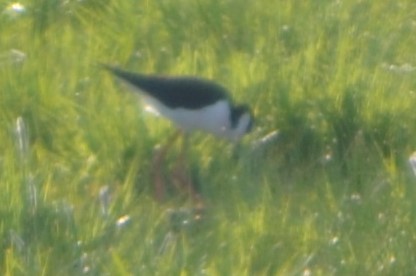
[1,0,416,274]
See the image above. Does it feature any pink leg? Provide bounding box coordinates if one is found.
[151,130,181,202]
[171,135,204,211]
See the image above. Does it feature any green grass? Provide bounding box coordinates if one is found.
[1,0,416,274]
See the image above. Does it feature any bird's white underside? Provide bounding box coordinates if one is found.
[121,80,248,141]
[143,95,231,137]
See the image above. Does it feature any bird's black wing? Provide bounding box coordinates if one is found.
[104,65,230,109]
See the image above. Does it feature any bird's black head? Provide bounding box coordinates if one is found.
[229,104,254,140]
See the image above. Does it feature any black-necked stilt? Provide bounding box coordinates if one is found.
[103,65,253,206]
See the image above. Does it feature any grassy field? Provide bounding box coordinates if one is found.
[1,0,416,274]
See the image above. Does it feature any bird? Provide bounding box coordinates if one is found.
[103,65,254,208]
